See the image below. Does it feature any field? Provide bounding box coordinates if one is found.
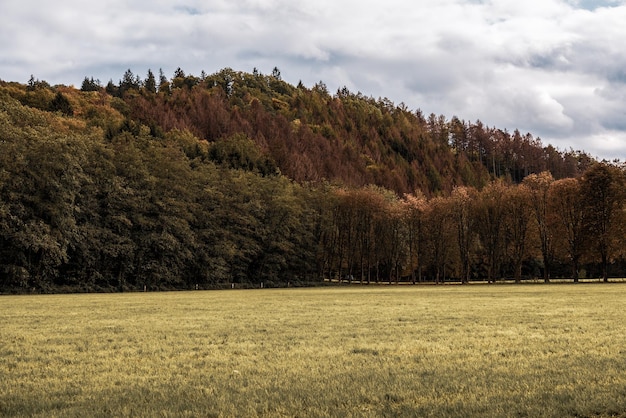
[2,284,626,417]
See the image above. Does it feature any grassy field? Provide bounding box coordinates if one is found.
[2,284,626,417]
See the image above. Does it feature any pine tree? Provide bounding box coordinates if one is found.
[119,69,139,95]
[81,77,101,92]
[144,69,157,94]
[173,67,185,79]
[158,68,170,94]
[105,79,119,96]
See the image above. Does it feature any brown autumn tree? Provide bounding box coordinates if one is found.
[350,187,382,283]
[423,196,455,283]
[523,172,556,282]
[475,180,508,282]
[374,190,405,283]
[450,186,476,284]
[580,163,626,281]
[549,178,587,281]
[402,192,428,283]
[504,184,533,283]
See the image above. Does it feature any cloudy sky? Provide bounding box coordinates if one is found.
[1,0,626,160]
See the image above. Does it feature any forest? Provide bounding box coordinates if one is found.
[0,68,624,293]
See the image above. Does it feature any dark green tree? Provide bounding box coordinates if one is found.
[173,67,185,79]
[49,92,73,116]
[209,134,278,176]
[144,69,157,94]
[26,75,50,91]
[105,79,119,96]
[119,69,140,95]
[81,77,101,92]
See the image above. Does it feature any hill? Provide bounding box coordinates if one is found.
[11,69,597,195]
[0,69,622,292]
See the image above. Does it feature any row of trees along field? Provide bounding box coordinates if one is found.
[0,68,623,292]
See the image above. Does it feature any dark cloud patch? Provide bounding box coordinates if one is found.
[607,70,626,84]
[566,0,624,10]
[174,6,202,15]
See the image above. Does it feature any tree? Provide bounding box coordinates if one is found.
[119,69,140,95]
[580,163,626,281]
[523,172,555,282]
[26,75,50,91]
[385,198,406,283]
[105,79,119,96]
[171,68,199,90]
[476,181,508,282]
[158,68,170,94]
[450,186,476,283]
[243,175,310,283]
[173,67,185,79]
[271,67,281,80]
[505,184,533,283]
[49,92,73,116]
[351,188,380,283]
[371,188,404,283]
[144,69,157,94]
[424,197,454,284]
[549,178,587,281]
[81,77,101,92]
[402,192,428,283]
[208,133,277,176]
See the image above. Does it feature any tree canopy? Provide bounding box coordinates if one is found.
[0,69,624,293]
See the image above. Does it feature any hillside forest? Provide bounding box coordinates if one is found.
[1,68,625,292]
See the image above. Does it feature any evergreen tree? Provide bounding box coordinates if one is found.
[26,75,50,91]
[144,69,157,94]
[119,69,139,95]
[81,77,101,92]
[158,68,170,94]
[173,67,185,79]
[105,79,119,96]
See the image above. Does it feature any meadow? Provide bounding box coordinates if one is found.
[1,284,626,417]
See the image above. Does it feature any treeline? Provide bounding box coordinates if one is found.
[320,165,626,285]
[0,70,623,293]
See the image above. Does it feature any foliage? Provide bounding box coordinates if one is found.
[123,68,594,196]
[580,163,626,281]
[1,70,625,292]
[80,77,101,92]
[49,92,73,116]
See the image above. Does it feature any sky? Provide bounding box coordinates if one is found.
[1,0,626,161]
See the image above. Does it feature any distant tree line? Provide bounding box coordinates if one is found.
[0,70,624,292]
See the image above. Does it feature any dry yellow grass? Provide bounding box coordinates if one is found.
[2,284,626,417]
